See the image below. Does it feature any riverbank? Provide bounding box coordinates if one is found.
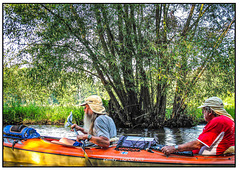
[3,104,235,127]
[3,104,84,125]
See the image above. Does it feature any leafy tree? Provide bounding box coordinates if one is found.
[168,4,235,123]
[3,4,235,128]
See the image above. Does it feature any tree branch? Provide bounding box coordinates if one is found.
[176,16,235,113]
[181,4,195,36]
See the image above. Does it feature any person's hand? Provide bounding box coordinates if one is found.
[71,124,82,131]
[71,124,88,134]
[71,124,78,131]
[161,146,176,156]
[76,135,87,142]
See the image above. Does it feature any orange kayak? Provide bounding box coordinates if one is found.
[3,136,235,167]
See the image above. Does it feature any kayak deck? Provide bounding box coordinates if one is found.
[3,137,235,167]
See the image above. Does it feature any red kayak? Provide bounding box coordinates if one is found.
[3,136,235,167]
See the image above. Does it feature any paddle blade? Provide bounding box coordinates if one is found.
[65,111,73,128]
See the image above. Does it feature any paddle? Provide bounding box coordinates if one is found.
[65,111,78,136]
[65,112,93,166]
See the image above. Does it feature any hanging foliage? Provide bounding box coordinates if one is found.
[3,4,235,128]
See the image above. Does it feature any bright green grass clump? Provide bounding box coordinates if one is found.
[3,103,84,125]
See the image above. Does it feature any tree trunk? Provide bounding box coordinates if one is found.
[152,4,168,127]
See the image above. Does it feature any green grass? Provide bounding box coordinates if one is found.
[188,105,235,124]
[3,103,84,125]
[225,105,235,120]
[3,101,235,126]
[165,104,235,126]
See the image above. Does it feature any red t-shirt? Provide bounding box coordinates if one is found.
[196,115,235,155]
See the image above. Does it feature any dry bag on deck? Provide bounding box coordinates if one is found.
[115,136,157,152]
[3,125,40,139]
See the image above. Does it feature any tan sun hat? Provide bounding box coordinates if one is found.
[198,97,234,121]
[80,95,106,114]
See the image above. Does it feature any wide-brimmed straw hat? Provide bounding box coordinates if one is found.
[198,97,234,121]
[80,95,106,114]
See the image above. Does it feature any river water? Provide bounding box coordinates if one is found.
[29,124,205,145]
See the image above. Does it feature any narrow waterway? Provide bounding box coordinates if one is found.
[29,124,205,145]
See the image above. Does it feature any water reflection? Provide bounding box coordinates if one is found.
[28,124,205,145]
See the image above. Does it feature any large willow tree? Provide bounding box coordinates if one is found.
[3,4,235,128]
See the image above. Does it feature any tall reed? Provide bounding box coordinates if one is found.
[3,103,85,125]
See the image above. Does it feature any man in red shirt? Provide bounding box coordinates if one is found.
[161,97,235,155]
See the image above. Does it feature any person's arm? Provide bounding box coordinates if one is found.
[161,140,204,156]
[71,124,88,134]
[77,135,110,148]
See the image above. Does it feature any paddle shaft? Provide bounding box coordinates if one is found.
[72,126,78,136]
[75,128,93,166]
[66,112,92,166]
